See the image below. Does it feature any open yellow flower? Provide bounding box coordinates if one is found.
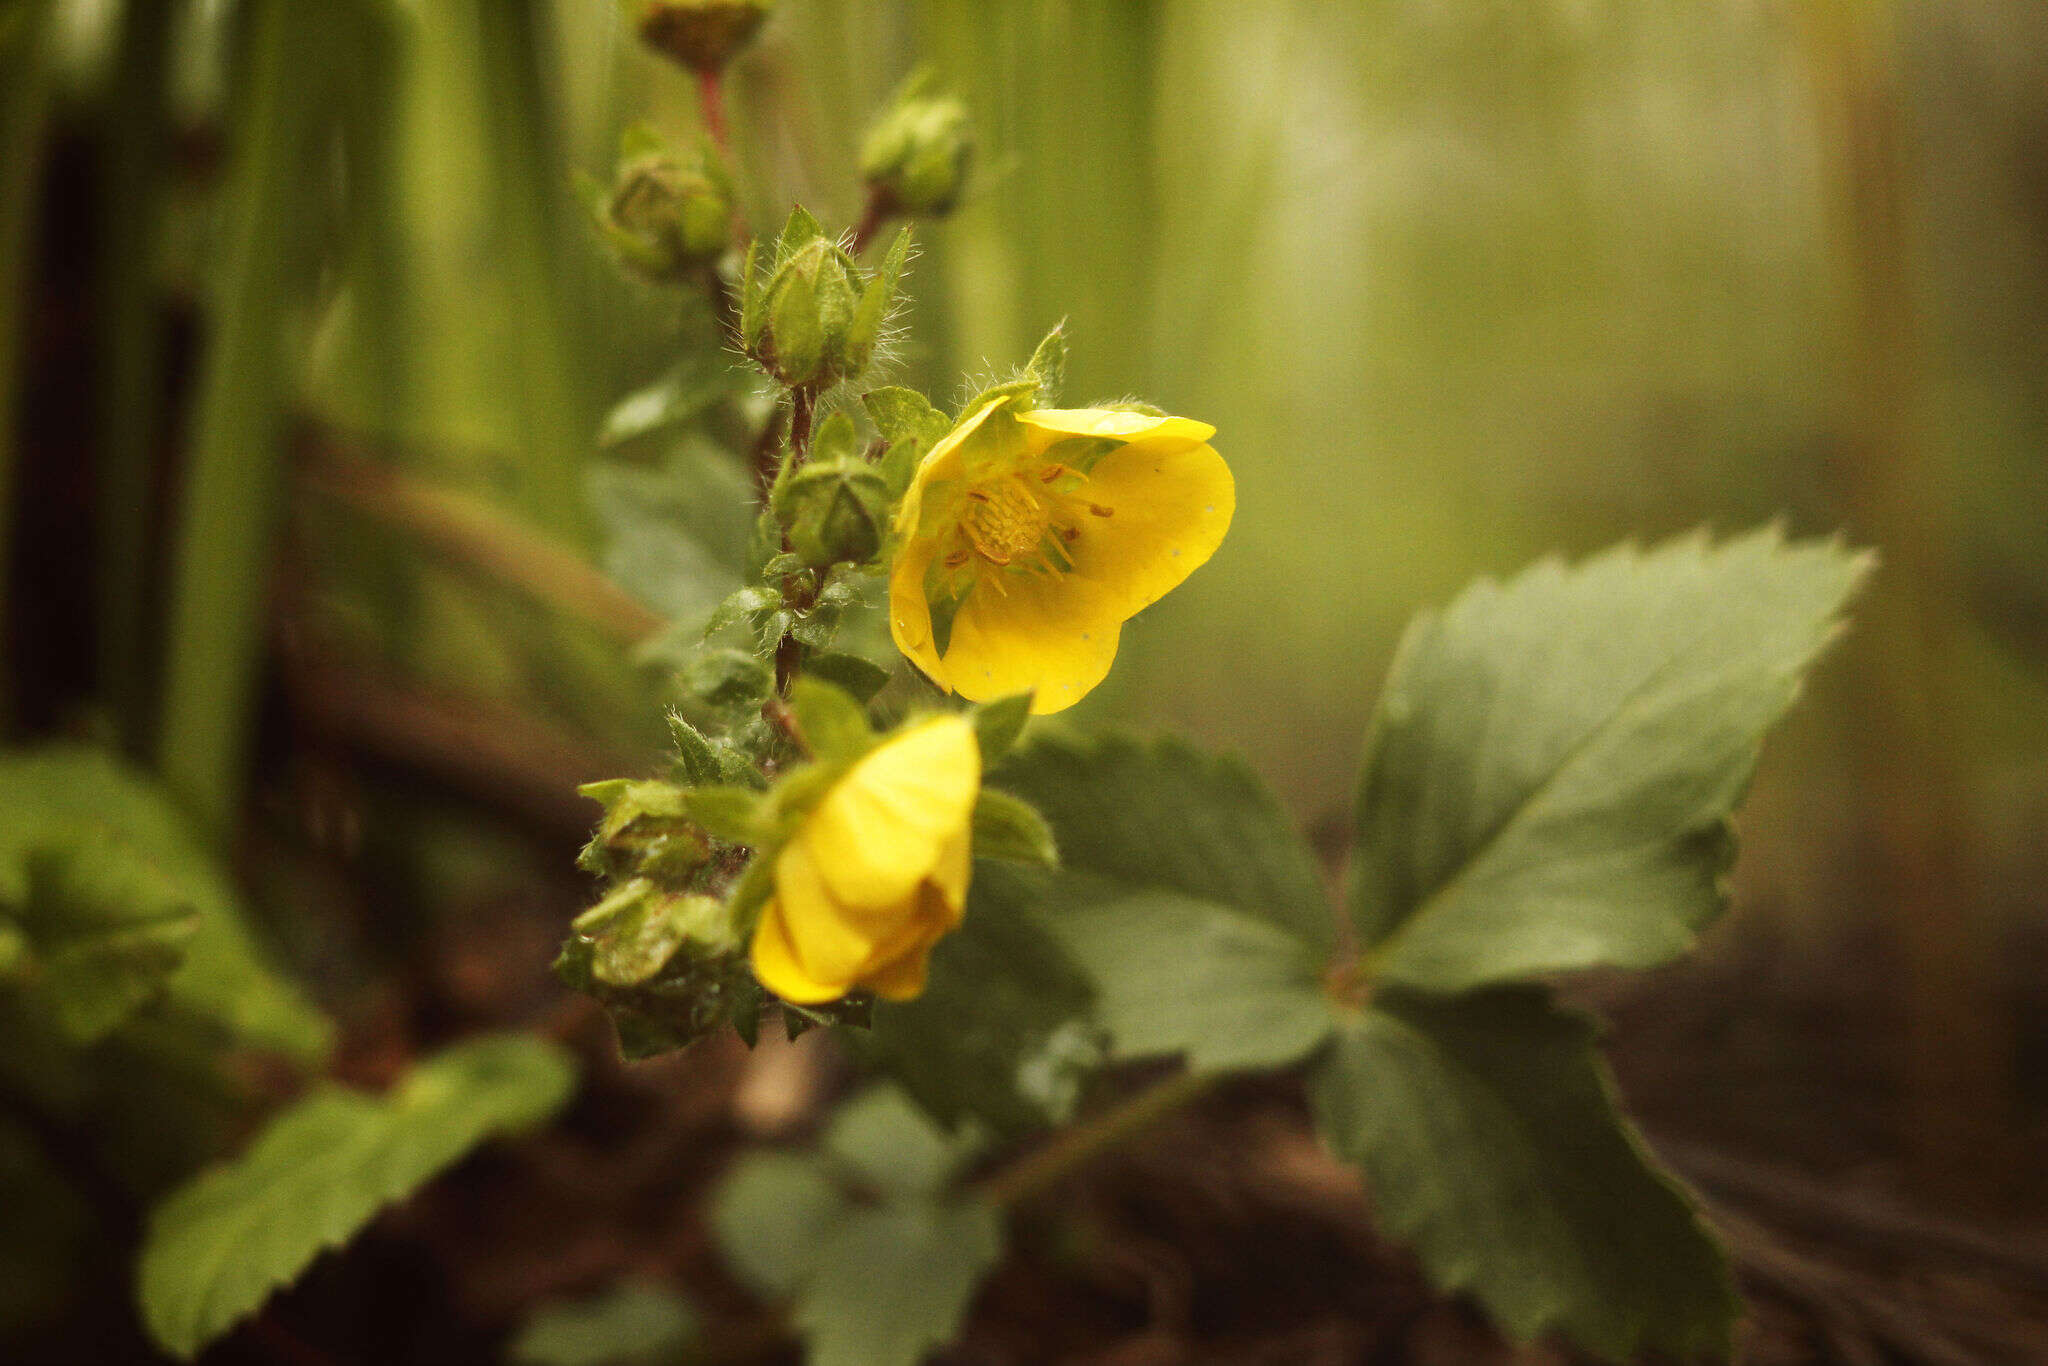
[749,714,980,1004]
[889,400,1234,714]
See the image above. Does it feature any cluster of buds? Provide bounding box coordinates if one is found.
[624,0,770,75]
[739,207,911,393]
[859,69,975,218]
[587,127,733,283]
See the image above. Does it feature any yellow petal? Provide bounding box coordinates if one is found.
[1067,439,1234,620]
[864,937,935,1000]
[749,900,848,1004]
[940,570,1123,713]
[801,715,981,909]
[897,397,1006,538]
[888,537,949,691]
[860,884,954,1000]
[1018,408,1216,455]
[773,836,894,983]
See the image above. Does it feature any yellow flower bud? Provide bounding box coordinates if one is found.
[749,715,980,1003]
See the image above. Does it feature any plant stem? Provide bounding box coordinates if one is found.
[975,1069,1215,1208]
[769,389,817,696]
[849,188,893,256]
[697,69,730,156]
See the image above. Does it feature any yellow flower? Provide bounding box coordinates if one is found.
[749,715,980,1004]
[889,401,1233,714]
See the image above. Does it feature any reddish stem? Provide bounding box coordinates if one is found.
[696,68,730,155]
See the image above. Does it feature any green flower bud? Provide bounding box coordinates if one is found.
[741,208,912,392]
[859,73,974,217]
[625,0,770,74]
[774,457,891,569]
[599,149,733,281]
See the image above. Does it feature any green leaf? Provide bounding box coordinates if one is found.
[508,1283,698,1366]
[712,1151,848,1299]
[859,862,1100,1134]
[1023,321,1067,401]
[804,650,893,703]
[597,353,729,448]
[0,746,330,1059]
[1311,988,1736,1361]
[1351,527,1871,993]
[997,730,1334,952]
[683,647,772,709]
[822,1085,982,1199]
[796,1201,1003,1366]
[862,386,950,447]
[970,789,1057,866]
[666,713,724,785]
[1036,884,1329,1072]
[138,1034,576,1359]
[970,692,1033,765]
[4,845,199,1044]
[788,677,874,763]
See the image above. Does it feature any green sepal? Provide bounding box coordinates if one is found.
[1023,321,1066,402]
[738,238,765,347]
[811,410,862,463]
[775,204,825,261]
[788,677,875,764]
[680,786,775,847]
[847,226,912,368]
[576,779,710,883]
[863,386,950,448]
[970,789,1057,866]
[956,376,1040,420]
[970,693,1032,764]
[666,713,724,786]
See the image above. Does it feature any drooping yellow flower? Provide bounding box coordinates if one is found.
[749,715,980,1004]
[889,401,1233,714]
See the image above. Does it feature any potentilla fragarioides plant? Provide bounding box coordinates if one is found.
[546,18,1875,1366]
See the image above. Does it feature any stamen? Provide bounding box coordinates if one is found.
[1089,502,1114,518]
[944,549,970,569]
[961,478,1050,568]
[1038,464,1066,483]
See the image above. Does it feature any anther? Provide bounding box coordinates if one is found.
[1089,502,1114,517]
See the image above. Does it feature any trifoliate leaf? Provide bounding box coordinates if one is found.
[997,731,1335,951]
[0,746,330,1060]
[1311,988,1736,1362]
[508,1283,699,1366]
[138,1035,575,1359]
[859,862,1100,1134]
[1350,527,1870,992]
[796,1201,1003,1366]
[1035,883,1330,1072]
[969,789,1057,866]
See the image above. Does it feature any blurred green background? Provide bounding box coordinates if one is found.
[7,0,2048,1248]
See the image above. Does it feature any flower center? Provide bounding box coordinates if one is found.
[960,480,1049,566]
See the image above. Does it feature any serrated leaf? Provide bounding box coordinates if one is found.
[796,1201,1003,1366]
[508,1282,698,1366]
[1311,988,1736,1362]
[1351,527,1871,993]
[862,386,950,447]
[970,789,1057,866]
[997,731,1333,951]
[138,1035,576,1358]
[1035,883,1330,1072]
[712,1151,848,1299]
[0,746,330,1060]
[859,862,1100,1134]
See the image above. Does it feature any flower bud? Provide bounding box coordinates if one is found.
[859,74,973,217]
[741,208,911,392]
[774,457,891,569]
[625,0,770,74]
[599,149,733,281]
